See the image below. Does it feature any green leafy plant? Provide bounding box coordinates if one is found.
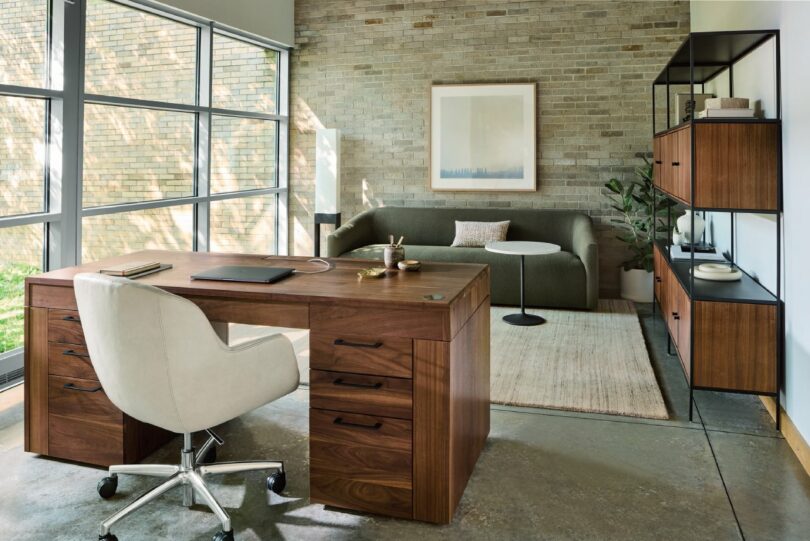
[604,157,675,272]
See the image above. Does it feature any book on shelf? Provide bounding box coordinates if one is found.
[697,108,755,119]
[669,245,727,262]
[99,261,161,276]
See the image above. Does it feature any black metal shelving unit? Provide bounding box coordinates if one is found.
[651,30,783,428]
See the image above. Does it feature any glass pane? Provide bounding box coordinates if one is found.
[83,104,195,207]
[0,224,42,353]
[0,96,46,217]
[210,195,276,254]
[212,33,278,113]
[211,116,277,193]
[82,205,193,262]
[85,0,197,104]
[0,0,48,87]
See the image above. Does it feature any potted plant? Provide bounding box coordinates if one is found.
[604,158,674,302]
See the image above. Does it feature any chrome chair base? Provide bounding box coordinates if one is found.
[98,431,283,539]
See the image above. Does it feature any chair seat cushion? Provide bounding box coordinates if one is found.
[341,244,587,308]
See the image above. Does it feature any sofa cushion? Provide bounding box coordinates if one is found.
[450,220,510,247]
[342,244,587,308]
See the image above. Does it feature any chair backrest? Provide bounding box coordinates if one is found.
[73,273,232,432]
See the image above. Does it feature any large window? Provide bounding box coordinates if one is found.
[0,0,290,365]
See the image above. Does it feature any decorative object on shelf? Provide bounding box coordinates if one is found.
[383,235,405,269]
[357,267,387,279]
[672,224,685,246]
[690,263,743,281]
[697,108,755,118]
[397,259,421,271]
[604,157,675,302]
[430,83,536,192]
[669,244,727,262]
[704,97,749,109]
[677,92,713,123]
[676,209,705,244]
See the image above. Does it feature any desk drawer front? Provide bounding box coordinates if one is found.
[48,375,122,426]
[310,408,413,519]
[48,310,86,346]
[48,415,123,466]
[310,332,412,378]
[310,369,413,420]
[49,343,97,381]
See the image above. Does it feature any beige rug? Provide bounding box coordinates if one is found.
[228,299,667,419]
[490,300,668,420]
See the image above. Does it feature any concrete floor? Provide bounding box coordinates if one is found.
[0,305,808,540]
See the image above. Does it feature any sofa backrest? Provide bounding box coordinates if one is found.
[366,207,591,252]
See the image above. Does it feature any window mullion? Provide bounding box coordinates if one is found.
[194,23,213,253]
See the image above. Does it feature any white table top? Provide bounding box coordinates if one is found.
[485,241,561,256]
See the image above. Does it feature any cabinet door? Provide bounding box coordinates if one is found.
[660,134,674,195]
[676,283,691,378]
[665,269,680,341]
[653,244,663,302]
[674,128,692,203]
[653,136,662,189]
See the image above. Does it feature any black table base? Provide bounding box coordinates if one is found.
[503,254,546,327]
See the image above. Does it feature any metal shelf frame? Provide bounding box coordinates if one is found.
[650,30,783,429]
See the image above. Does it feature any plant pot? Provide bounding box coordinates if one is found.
[620,268,654,303]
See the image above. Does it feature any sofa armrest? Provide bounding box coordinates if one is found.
[572,216,599,310]
[327,210,375,257]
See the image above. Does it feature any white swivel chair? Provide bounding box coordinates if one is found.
[73,273,300,541]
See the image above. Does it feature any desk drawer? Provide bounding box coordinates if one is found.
[309,408,413,519]
[48,310,86,346]
[310,369,412,420]
[49,343,97,381]
[310,332,412,378]
[49,414,124,466]
[48,375,122,426]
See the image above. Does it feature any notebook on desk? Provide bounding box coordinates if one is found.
[191,265,294,284]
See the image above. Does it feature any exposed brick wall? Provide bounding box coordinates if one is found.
[290,0,690,296]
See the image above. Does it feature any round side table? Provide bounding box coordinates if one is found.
[485,240,561,326]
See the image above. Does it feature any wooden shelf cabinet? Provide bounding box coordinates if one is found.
[653,244,777,394]
[653,121,779,210]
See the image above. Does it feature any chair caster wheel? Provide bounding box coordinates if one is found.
[99,534,118,541]
[266,470,286,495]
[97,476,118,499]
[200,446,216,464]
[212,530,234,541]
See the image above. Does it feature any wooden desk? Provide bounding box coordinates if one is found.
[24,250,491,524]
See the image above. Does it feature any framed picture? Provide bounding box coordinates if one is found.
[430,83,536,192]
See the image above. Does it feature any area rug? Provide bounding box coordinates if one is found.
[490,300,668,420]
[229,299,667,419]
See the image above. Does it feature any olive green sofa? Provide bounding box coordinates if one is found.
[327,207,598,310]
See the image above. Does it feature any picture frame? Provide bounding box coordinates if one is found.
[430,83,536,192]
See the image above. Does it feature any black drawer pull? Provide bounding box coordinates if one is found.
[61,315,81,322]
[333,339,383,349]
[654,160,662,164]
[63,382,102,393]
[62,349,89,359]
[672,312,680,320]
[333,417,382,430]
[671,161,680,166]
[655,277,662,283]
[333,378,383,389]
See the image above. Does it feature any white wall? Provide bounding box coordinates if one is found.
[692,1,810,444]
[157,0,294,46]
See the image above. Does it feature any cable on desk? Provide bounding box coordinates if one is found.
[292,258,334,274]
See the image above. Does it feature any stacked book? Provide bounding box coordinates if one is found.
[696,97,755,119]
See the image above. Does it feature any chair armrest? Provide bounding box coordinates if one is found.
[571,216,599,310]
[327,210,375,257]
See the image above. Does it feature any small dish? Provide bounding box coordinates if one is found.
[357,267,387,279]
[398,259,421,271]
